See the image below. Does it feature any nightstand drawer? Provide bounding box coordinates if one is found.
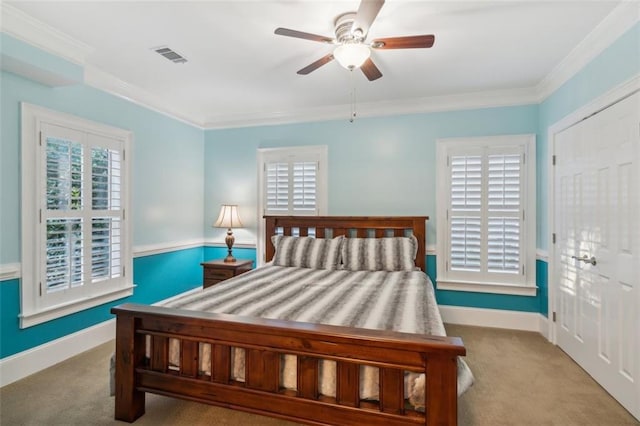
[201,259,253,289]
[204,268,234,281]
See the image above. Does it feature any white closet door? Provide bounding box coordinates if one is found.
[554,91,639,420]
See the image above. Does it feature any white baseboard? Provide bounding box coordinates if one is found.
[440,304,546,334]
[538,314,550,340]
[0,318,115,388]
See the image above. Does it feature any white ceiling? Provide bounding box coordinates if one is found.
[4,1,625,128]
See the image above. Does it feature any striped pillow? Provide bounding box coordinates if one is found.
[272,235,343,270]
[341,237,417,271]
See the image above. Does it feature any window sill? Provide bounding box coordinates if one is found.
[19,284,135,328]
[437,280,537,296]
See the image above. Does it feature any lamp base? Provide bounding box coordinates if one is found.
[224,229,236,263]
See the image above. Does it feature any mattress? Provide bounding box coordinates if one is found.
[160,265,474,407]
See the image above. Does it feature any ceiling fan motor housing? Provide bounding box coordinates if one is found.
[334,12,363,43]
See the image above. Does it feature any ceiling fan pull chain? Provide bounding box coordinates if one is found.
[350,69,357,123]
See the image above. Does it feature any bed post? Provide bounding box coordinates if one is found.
[424,355,459,425]
[265,216,276,262]
[113,310,146,422]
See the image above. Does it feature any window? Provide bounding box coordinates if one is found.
[257,146,328,263]
[265,160,319,215]
[436,135,536,296]
[21,103,133,328]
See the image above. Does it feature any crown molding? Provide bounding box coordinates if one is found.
[536,1,639,102]
[203,86,540,129]
[0,3,93,65]
[84,65,205,129]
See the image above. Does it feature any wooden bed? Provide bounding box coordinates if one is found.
[111,216,466,425]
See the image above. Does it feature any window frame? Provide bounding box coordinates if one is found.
[20,103,134,328]
[256,145,328,266]
[436,134,537,296]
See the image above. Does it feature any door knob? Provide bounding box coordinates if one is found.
[571,254,597,266]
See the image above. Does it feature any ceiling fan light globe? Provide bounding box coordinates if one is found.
[334,43,370,70]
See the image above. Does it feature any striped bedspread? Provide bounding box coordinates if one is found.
[162,265,474,407]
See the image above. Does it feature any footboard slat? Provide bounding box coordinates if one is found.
[211,344,230,384]
[336,361,360,407]
[180,340,198,377]
[380,367,404,414]
[297,356,319,399]
[150,336,168,372]
[246,349,280,392]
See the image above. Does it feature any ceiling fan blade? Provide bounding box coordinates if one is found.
[297,54,335,75]
[371,35,435,49]
[360,58,382,81]
[351,0,385,39]
[275,27,334,44]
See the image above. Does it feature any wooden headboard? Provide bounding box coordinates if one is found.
[264,216,428,272]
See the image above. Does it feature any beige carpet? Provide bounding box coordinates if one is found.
[1,324,637,425]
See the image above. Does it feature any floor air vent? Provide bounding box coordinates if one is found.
[153,46,187,64]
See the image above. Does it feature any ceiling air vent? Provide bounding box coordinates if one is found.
[153,46,187,64]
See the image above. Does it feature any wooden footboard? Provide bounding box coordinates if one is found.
[112,303,465,425]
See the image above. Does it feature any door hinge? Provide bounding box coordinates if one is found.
[39,282,42,296]
[122,266,125,277]
[552,155,556,166]
[447,156,450,167]
[522,264,525,275]
[522,210,525,221]
[122,149,126,161]
[552,233,556,244]
[552,311,556,322]
[445,260,449,271]
[39,209,42,224]
[39,131,43,146]
[523,153,526,165]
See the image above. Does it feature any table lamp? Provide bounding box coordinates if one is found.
[213,204,243,262]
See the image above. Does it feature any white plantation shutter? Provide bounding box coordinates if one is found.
[264,160,318,214]
[264,156,323,216]
[437,135,535,293]
[487,153,522,274]
[21,104,133,328]
[450,154,482,272]
[266,162,289,213]
[292,161,317,213]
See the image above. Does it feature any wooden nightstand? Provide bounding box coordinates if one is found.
[201,259,253,289]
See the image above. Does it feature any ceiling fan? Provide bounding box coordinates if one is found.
[274,0,435,81]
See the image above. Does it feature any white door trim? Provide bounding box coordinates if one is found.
[546,73,640,345]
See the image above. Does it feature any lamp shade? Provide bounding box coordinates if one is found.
[333,43,371,70]
[213,204,243,228]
